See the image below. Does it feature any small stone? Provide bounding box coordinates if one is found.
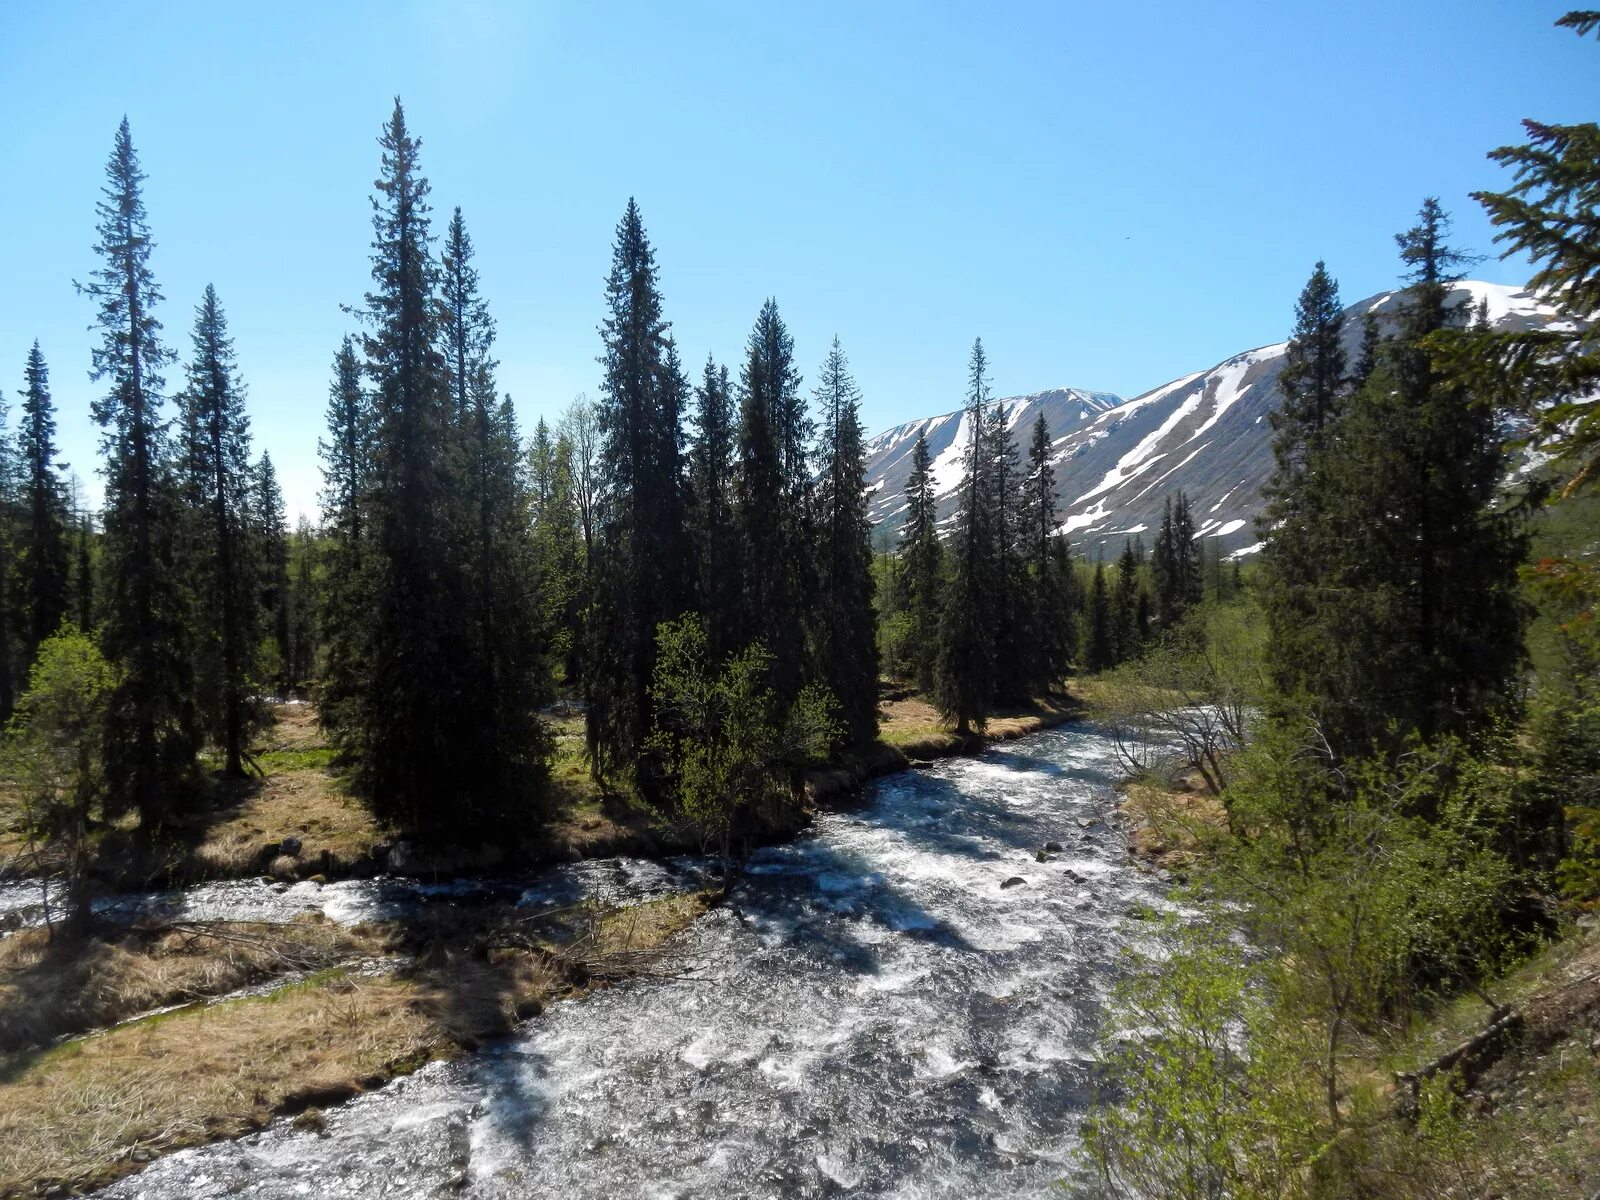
[291,1108,328,1135]
[1000,876,1027,890]
[1044,841,1064,853]
[1035,850,1049,862]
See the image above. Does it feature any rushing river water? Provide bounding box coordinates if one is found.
[94,721,1166,1199]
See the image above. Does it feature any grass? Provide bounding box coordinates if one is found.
[0,890,712,1198]
[0,915,385,1053]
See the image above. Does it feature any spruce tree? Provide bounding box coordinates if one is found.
[689,354,737,658]
[1085,560,1115,673]
[1023,412,1075,684]
[177,286,260,775]
[531,422,582,684]
[0,386,13,722]
[1274,262,1347,460]
[734,299,809,706]
[77,117,197,825]
[16,342,70,669]
[983,398,1030,703]
[934,339,998,731]
[812,337,878,744]
[1114,539,1141,663]
[442,208,548,787]
[587,199,687,784]
[1268,199,1528,757]
[252,452,290,696]
[897,431,943,692]
[317,336,368,730]
[1259,270,1357,708]
[286,515,318,692]
[1152,492,1201,628]
[341,100,480,832]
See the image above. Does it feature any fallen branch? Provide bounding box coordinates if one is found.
[1394,1007,1524,1116]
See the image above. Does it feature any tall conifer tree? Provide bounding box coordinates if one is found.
[78,117,197,824]
[1265,199,1528,757]
[588,199,686,784]
[252,452,290,695]
[340,99,485,832]
[812,337,877,743]
[318,336,368,729]
[898,432,943,692]
[689,354,737,657]
[177,286,260,775]
[734,300,809,705]
[934,339,998,731]
[16,342,70,668]
[440,207,548,789]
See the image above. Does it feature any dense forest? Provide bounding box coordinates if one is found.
[0,7,1596,1197]
[0,98,1164,920]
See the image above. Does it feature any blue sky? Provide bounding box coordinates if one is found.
[1,1,1594,520]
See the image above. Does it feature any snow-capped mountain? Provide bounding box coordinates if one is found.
[864,282,1576,559]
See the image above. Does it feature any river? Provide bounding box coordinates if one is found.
[95,720,1166,1199]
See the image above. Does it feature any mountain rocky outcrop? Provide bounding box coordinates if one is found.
[864,282,1576,558]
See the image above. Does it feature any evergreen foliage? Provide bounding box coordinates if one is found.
[77,117,197,826]
[1022,411,1076,686]
[811,337,878,744]
[251,453,290,697]
[733,300,810,708]
[689,355,737,659]
[15,343,70,674]
[1085,560,1115,673]
[177,286,261,775]
[316,336,368,731]
[327,100,548,836]
[895,431,943,691]
[1151,491,1202,628]
[587,199,687,786]
[933,339,999,731]
[983,397,1030,703]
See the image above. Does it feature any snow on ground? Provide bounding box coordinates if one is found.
[1130,441,1210,505]
[928,411,973,496]
[1184,344,1283,445]
[1074,388,1205,504]
[1208,483,1240,513]
[1207,518,1246,538]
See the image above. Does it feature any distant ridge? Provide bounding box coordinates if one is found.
[863,282,1576,558]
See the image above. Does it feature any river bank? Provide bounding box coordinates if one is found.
[0,891,712,1198]
[81,719,1163,1199]
[0,693,1090,1198]
[0,692,1084,897]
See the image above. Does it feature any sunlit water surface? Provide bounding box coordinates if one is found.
[90,722,1165,1199]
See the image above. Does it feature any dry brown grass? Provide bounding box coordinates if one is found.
[876,692,1077,755]
[1118,771,1230,871]
[180,704,386,879]
[0,916,387,1053]
[0,891,711,1198]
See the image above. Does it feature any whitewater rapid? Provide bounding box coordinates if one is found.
[96,721,1165,1199]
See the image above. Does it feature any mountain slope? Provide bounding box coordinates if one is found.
[864,282,1576,558]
